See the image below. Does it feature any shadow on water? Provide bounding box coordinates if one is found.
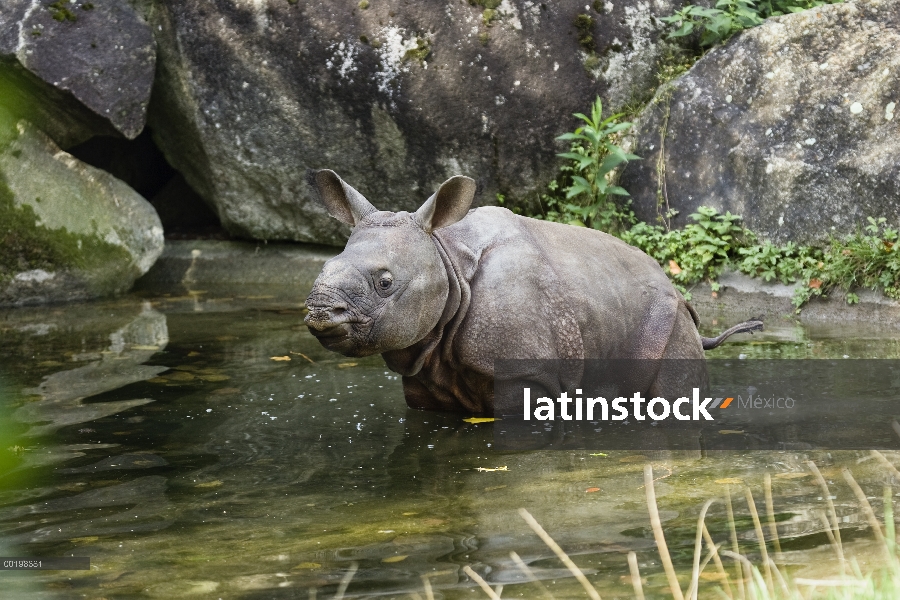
[1,288,900,597]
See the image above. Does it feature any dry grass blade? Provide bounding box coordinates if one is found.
[725,487,746,600]
[643,464,685,600]
[842,467,892,564]
[688,499,716,600]
[687,542,724,600]
[463,566,502,600]
[517,508,602,600]
[421,574,435,600]
[332,561,358,600]
[510,551,556,600]
[627,551,645,600]
[702,523,733,600]
[764,474,783,557]
[816,509,842,561]
[766,558,791,598]
[871,450,900,481]
[744,487,773,593]
[807,460,844,563]
[719,551,755,581]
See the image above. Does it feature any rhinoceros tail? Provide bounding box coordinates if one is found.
[701,316,764,350]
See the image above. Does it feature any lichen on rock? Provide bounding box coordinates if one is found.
[621,0,900,245]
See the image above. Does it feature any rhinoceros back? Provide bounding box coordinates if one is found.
[433,207,696,367]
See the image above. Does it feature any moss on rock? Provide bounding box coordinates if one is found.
[0,115,163,306]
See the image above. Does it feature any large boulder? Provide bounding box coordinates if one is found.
[0,115,164,307]
[620,0,900,245]
[0,0,156,148]
[140,0,683,245]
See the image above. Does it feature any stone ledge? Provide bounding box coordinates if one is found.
[689,270,900,328]
[135,240,338,288]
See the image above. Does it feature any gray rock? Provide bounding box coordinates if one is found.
[0,0,156,147]
[141,0,680,244]
[0,116,164,306]
[620,0,900,245]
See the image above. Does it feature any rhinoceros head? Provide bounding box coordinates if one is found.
[304,170,476,357]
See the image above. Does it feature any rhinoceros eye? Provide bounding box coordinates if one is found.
[378,274,393,290]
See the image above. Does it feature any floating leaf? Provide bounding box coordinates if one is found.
[718,429,744,435]
[69,536,99,544]
[292,562,322,570]
[196,480,224,488]
[270,356,291,362]
[337,362,358,368]
[585,487,601,493]
[475,466,508,472]
[187,351,202,357]
[382,555,408,563]
[402,512,418,516]
[715,477,744,484]
[463,417,497,424]
[589,453,607,457]
[131,345,160,351]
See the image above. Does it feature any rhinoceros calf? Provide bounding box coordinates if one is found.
[304,170,761,414]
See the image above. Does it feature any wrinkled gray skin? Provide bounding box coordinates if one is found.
[304,170,761,414]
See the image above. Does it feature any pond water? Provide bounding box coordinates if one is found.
[2,285,900,599]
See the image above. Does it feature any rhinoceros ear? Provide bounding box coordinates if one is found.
[415,175,476,233]
[306,169,377,226]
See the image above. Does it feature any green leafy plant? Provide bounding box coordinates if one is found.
[619,207,746,298]
[662,0,842,47]
[736,240,821,285]
[789,217,900,308]
[554,97,639,233]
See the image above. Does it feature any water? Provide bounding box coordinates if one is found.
[1,286,899,598]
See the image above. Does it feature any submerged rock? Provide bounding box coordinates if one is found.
[620,0,900,245]
[0,0,156,147]
[143,0,680,244]
[0,117,164,306]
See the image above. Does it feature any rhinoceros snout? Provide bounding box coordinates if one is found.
[304,299,353,330]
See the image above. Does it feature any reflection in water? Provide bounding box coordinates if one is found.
[1,290,900,597]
